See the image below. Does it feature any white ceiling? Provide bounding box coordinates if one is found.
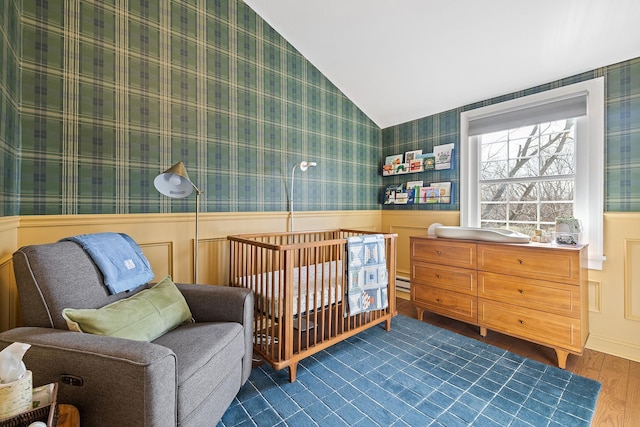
[243,0,640,129]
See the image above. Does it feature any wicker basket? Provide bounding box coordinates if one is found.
[0,383,58,427]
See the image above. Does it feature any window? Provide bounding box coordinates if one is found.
[460,78,605,270]
[478,119,576,234]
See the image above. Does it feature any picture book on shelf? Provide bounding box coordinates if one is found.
[394,193,409,204]
[417,153,436,171]
[404,150,422,163]
[383,154,403,176]
[395,163,410,174]
[419,187,439,204]
[430,181,452,203]
[434,143,454,170]
[406,187,416,204]
[409,159,423,172]
[383,183,403,204]
[385,154,403,166]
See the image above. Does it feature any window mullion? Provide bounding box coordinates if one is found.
[480,174,575,185]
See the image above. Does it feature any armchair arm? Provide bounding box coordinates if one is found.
[0,327,177,427]
[176,284,253,324]
[177,284,254,383]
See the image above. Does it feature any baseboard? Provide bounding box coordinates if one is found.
[586,333,640,362]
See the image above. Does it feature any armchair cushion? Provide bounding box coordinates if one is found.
[62,276,193,341]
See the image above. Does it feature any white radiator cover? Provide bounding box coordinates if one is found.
[396,276,410,292]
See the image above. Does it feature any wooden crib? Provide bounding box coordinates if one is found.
[228,229,397,382]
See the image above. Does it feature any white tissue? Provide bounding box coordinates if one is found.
[0,342,31,384]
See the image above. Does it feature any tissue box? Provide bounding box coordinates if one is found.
[0,371,32,420]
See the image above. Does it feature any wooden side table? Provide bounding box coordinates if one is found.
[56,404,79,427]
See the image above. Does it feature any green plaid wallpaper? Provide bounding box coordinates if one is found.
[3,0,639,216]
[606,58,640,211]
[382,56,640,212]
[0,0,20,216]
[15,0,381,215]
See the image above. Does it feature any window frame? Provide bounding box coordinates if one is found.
[460,78,605,270]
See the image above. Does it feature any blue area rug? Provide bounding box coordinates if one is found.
[219,315,600,426]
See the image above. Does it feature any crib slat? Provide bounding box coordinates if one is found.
[283,248,294,363]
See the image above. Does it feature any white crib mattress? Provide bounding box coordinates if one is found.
[235,260,343,317]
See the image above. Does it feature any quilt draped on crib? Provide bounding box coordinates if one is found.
[346,234,388,315]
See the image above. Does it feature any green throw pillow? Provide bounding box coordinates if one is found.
[62,275,193,341]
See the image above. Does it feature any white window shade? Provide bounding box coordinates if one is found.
[468,92,588,136]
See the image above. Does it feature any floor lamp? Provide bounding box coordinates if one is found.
[154,161,202,283]
[289,161,317,232]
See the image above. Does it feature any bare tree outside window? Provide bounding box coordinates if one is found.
[479,119,575,236]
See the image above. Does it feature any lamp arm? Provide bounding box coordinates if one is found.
[190,182,202,195]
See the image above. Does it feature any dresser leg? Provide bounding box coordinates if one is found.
[416,307,424,321]
[555,349,569,369]
[479,327,487,337]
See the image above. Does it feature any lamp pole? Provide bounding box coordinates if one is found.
[193,186,201,284]
[154,161,202,284]
[290,164,298,232]
[289,161,317,232]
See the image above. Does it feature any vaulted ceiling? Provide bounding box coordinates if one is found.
[244,0,640,129]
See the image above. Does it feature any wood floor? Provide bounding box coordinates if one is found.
[395,296,640,426]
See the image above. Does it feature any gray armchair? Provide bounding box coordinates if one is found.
[0,240,254,426]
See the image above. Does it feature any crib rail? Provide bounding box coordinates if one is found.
[228,229,397,382]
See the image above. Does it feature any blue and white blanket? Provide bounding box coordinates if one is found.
[62,232,154,295]
[345,234,389,316]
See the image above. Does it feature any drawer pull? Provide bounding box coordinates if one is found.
[436,250,442,256]
[518,319,525,325]
[518,259,525,265]
[435,274,441,279]
[518,289,525,295]
[436,298,442,303]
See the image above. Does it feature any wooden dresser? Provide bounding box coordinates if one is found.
[410,236,589,368]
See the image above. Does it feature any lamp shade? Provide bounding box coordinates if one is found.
[154,161,194,199]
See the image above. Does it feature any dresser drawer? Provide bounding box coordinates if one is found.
[477,244,582,284]
[412,261,477,295]
[411,238,476,269]
[412,284,477,324]
[478,272,580,317]
[478,299,582,351]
